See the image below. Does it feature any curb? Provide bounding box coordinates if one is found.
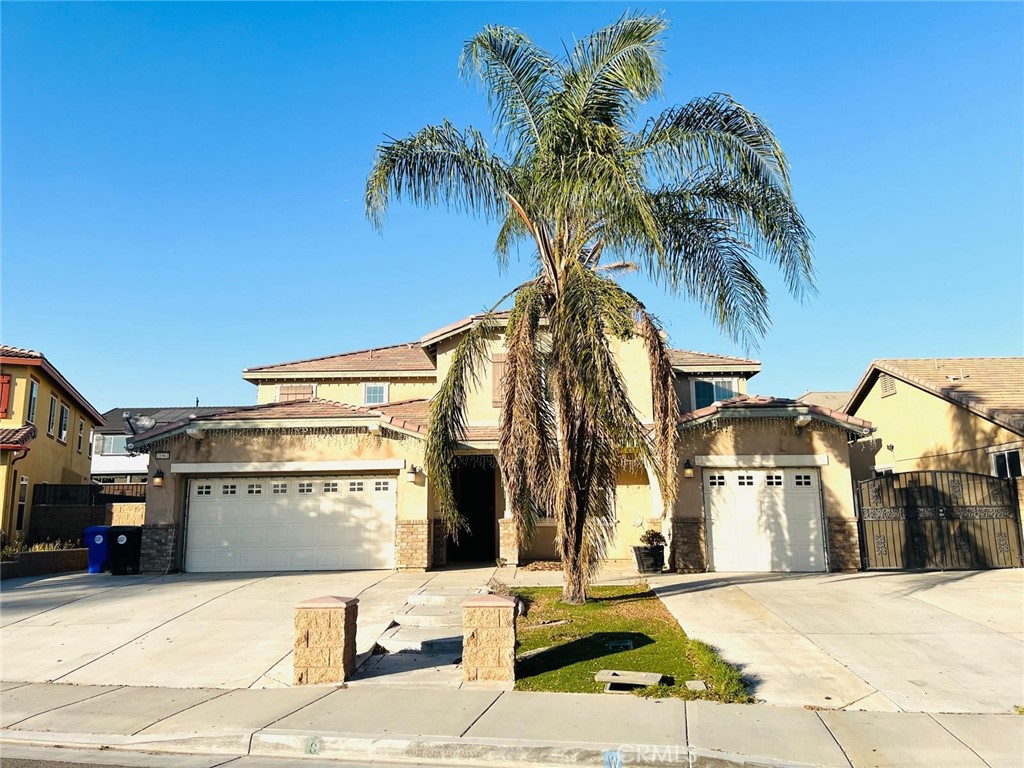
[0,727,823,768]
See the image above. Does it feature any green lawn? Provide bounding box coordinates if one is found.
[513,584,751,702]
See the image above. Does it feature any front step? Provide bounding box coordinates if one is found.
[406,586,489,607]
[377,625,463,654]
[394,604,462,628]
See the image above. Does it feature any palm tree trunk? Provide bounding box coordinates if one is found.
[554,373,588,605]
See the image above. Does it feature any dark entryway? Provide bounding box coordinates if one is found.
[447,457,497,563]
[857,471,1023,569]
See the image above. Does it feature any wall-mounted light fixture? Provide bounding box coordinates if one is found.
[794,414,813,428]
[405,465,420,483]
[683,459,695,479]
[152,468,165,488]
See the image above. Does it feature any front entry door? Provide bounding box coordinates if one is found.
[447,462,497,562]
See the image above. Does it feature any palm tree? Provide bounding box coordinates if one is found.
[366,13,813,603]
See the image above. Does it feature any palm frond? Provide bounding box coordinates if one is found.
[636,309,679,513]
[460,25,556,159]
[365,121,514,229]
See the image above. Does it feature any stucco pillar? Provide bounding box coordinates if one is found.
[293,596,358,685]
[462,594,516,687]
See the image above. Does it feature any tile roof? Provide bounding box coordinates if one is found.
[847,358,1024,433]
[244,343,435,375]
[0,346,104,424]
[678,394,872,433]
[374,399,431,435]
[0,424,37,449]
[668,349,760,371]
[420,311,513,346]
[797,391,850,411]
[0,346,43,360]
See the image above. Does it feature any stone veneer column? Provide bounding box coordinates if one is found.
[498,518,519,566]
[431,518,447,568]
[462,594,517,686]
[140,524,178,573]
[671,518,706,573]
[396,519,429,570]
[293,596,358,685]
[826,517,861,571]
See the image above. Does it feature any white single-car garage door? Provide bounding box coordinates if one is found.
[705,468,826,572]
[185,475,397,572]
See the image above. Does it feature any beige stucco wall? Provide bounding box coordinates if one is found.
[848,378,1021,481]
[520,464,657,561]
[254,378,435,406]
[1,364,99,539]
[674,420,857,522]
[143,429,429,533]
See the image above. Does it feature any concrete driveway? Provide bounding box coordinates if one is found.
[0,569,486,689]
[651,569,1024,714]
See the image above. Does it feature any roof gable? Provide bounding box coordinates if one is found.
[0,345,104,424]
[243,343,434,378]
[846,358,1024,434]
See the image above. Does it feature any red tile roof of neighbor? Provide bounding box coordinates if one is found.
[244,343,435,375]
[0,424,37,449]
[678,394,873,432]
[667,349,760,370]
[0,345,104,424]
[846,358,1024,433]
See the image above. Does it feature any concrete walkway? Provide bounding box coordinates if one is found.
[1,681,1021,768]
[650,569,1024,714]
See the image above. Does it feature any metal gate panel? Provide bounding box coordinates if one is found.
[858,471,1022,570]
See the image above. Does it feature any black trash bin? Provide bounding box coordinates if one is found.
[108,526,143,575]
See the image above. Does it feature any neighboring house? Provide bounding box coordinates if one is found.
[127,313,871,575]
[797,391,850,411]
[0,346,104,541]
[845,358,1024,481]
[92,406,234,484]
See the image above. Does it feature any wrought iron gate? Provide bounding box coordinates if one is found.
[857,471,1022,569]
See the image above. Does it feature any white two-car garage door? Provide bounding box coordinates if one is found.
[705,468,826,572]
[185,475,397,572]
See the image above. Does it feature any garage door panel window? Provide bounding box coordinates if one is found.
[247,483,263,495]
[794,474,813,488]
[737,474,754,486]
[196,484,212,496]
[707,474,726,487]
[222,484,237,496]
[324,481,339,493]
[298,482,314,494]
[766,474,783,487]
[272,482,288,494]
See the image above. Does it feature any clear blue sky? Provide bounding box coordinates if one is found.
[3,2,1022,412]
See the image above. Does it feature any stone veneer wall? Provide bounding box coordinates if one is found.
[396,519,429,570]
[498,518,519,566]
[293,596,358,685]
[431,518,447,568]
[826,516,861,571]
[462,595,517,685]
[140,524,178,573]
[671,518,706,573]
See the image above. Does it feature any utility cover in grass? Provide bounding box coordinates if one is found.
[513,584,750,702]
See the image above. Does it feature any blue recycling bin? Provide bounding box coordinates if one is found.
[85,525,111,574]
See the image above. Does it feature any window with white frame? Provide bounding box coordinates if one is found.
[222,484,237,495]
[737,474,754,486]
[348,480,364,492]
[363,383,388,406]
[47,396,57,436]
[101,435,130,455]
[766,474,784,487]
[58,403,70,442]
[88,429,94,458]
[374,480,390,492]
[298,481,314,494]
[795,474,813,487]
[27,379,39,424]
[323,481,339,493]
[77,420,85,452]
[247,483,263,495]
[692,378,738,409]
[196,484,212,496]
[992,449,1022,479]
[708,474,726,487]
[272,482,288,494]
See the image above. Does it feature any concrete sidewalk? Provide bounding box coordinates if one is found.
[2,681,1021,768]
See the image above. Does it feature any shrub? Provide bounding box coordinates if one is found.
[639,529,666,547]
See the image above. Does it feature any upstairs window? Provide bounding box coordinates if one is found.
[58,403,70,443]
[27,379,39,423]
[692,378,738,410]
[88,429,95,458]
[77,419,85,452]
[47,396,57,436]
[101,435,130,455]
[278,383,315,402]
[363,383,388,406]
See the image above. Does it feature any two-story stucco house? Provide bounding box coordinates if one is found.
[846,357,1024,481]
[128,313,872,575]
[1,346,104,541]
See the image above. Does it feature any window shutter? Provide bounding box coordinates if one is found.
[278,383,314,402]
[492,353,507,408]
[0,375,10,419]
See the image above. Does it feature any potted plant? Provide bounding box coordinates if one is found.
[632,529,666,573]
